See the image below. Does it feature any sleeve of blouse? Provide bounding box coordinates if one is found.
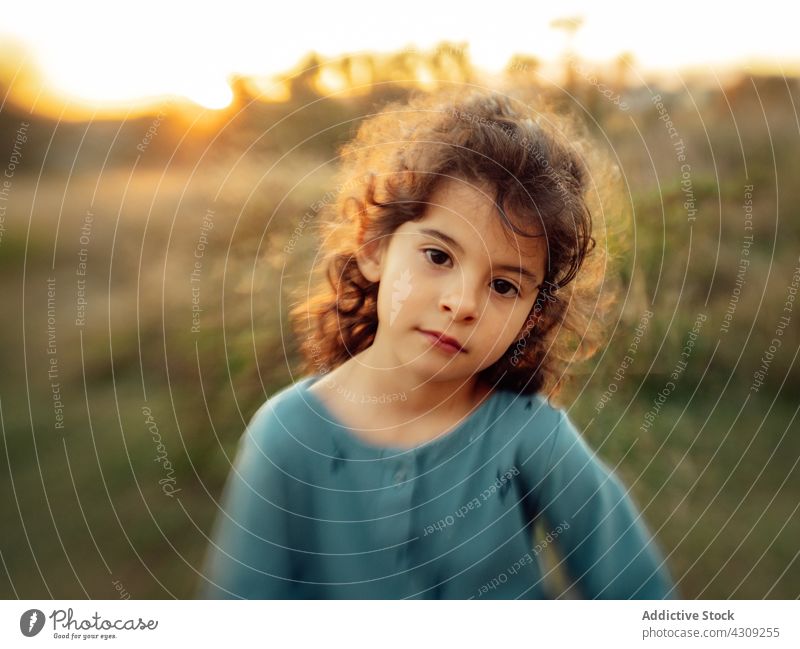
[537,410,677,599]
[199,402,303,599]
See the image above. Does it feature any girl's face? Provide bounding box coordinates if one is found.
[357,177,548,385]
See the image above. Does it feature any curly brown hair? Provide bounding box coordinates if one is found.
[288,87,622,405]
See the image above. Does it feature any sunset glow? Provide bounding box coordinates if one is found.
[2,0,798,118]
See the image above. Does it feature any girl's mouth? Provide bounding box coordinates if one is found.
[418,329,465,354]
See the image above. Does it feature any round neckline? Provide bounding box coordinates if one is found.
[299,374,500,456]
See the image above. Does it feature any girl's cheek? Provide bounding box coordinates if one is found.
[415,254,435,275]
[487,310,523,338]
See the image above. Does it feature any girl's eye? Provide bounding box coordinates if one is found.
[492,279,520,298]
[423,248,452,266]
[423,248,521,298]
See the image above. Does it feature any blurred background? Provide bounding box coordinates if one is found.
[1,0,798,599]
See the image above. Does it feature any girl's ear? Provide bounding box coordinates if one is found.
[355,237,386,283]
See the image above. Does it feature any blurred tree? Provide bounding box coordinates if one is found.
[288,52,323,100]
[505,54,541,85]
[430,41,473,84]
[614,51,635,93]
[550,15,584,93]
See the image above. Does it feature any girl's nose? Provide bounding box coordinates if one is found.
[439,277,480,321]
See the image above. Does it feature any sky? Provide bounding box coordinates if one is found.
[2,0,799,109]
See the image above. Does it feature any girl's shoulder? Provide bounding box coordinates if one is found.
[493,388,562,423]
[492,388,565,442]
[249,376,316,421]
[490,389,597,474]
[239,377,323,457]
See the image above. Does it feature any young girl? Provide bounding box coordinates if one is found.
[200,88,676,599]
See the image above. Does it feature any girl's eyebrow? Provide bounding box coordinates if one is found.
[417,227,540,283]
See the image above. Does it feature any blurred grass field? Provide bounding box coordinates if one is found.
[0,57,798,598]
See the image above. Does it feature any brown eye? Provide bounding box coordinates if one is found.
[492,279,520,297]
[423,248,451,266]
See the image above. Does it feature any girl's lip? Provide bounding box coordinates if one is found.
[418,329,465,353]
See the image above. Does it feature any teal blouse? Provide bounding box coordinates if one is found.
[200,375,676,599]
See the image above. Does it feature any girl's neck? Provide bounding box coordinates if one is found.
[334,345,492,420]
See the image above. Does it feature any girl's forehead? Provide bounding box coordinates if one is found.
[427,178,543,232]
[429,176,496,210]
[403,210,546,262]
[413,182,545,250]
